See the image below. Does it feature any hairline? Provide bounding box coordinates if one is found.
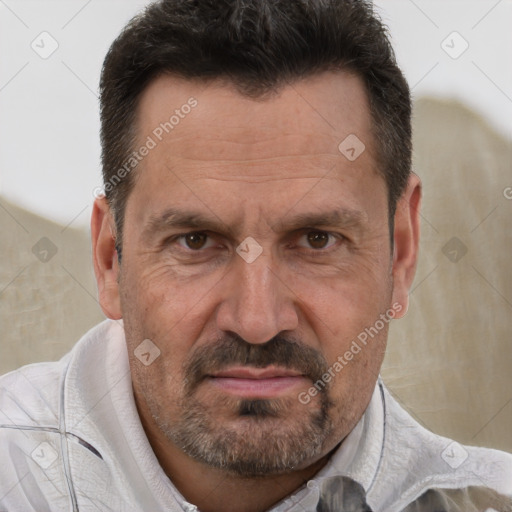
[111,69,399,253]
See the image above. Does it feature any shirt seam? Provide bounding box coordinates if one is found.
[59,360,80,512]
[366,379,387,495]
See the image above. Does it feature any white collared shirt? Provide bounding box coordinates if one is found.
[1,320,511,511]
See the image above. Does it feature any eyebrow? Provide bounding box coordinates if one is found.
[270,208,367,233]
[142,208,234,243]
[141,206,366,243]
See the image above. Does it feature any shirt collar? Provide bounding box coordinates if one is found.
[66,320,385,512]
[267,380,385,511]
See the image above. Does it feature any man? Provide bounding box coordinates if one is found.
[0,0,511,510]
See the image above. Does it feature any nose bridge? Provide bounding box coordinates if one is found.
[216,247,298,344]
[240,254,276,311]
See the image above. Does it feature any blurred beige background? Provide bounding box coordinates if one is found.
[382,97,512,453]
[1,97,511,453]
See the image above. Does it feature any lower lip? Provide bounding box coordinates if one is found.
[208,376,307,398]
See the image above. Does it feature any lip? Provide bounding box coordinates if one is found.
[211,366,304,379]
[207,366,307,398]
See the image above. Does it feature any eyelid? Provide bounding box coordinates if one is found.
[294,229,345,251]
[163,228,347,252]
[175,231,217,250]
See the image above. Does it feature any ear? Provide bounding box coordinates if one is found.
[91,196,122,320]
[391,173,422,318]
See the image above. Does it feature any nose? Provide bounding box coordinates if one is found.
[215,249,299,344]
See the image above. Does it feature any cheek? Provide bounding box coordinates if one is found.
[121,262,222,372]
[128,262,214,328]
[292,256,392,344]
[290,258,392,411]
[131,353,188,424]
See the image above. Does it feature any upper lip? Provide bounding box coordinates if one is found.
[210,366,304,379]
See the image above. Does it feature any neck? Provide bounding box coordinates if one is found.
[149,432,331,512]
[136,401,335,512]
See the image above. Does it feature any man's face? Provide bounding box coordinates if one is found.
[101,72,403,476]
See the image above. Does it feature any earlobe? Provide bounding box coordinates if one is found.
[391,173,422,319]
[91,197,122,320]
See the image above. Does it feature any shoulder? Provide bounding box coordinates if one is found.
[370,383,512,511]
[0,357,69,429]
[0,320,117,510]
[0,353,71,508]
[0,318,120,431]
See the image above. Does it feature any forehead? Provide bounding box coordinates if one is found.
[127,71,383,226]
[135,71,374,161]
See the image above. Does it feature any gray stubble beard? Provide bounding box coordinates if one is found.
[148,390,335,478]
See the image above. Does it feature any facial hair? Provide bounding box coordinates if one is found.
[143,333,335,477]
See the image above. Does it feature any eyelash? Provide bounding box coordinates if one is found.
[175,232,217,251]
[166,230,346,255]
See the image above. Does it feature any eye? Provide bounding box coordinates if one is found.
[298,230,338,250]
[176,232,214,250]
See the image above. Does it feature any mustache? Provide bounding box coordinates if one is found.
[183,333,329,393]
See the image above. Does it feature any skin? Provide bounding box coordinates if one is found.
[91,71,421,512]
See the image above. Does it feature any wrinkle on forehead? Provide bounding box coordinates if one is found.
[137,70,371,132]
[159,154,371,184]
[135,71,374,158]
[154,131,349,158]
[126,71,386,235]
[138,129,375,179]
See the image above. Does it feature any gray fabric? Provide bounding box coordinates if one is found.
[402,486,512,512]
[315,479,512,512]
[316,477,372,511]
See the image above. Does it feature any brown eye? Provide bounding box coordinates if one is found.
[306,231,331,249]
[183,232,208,250]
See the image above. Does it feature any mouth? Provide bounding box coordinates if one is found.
[206,366,308,398]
